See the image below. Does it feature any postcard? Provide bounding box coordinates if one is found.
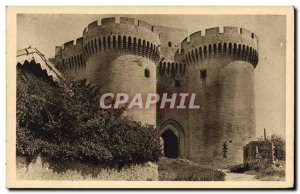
[6,6,294,189]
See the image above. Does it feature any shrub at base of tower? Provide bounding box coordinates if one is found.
[158,158,225,181]
[16,69,161,173]
[258,134,286,161]
[251,161,285,181]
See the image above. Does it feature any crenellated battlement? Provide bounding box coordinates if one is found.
[62,37,84,50]
[83,17,157,34]
[181,26,258,47]
[63,40,76,49]
[58,37,85,72]
[49,18,259,163]
[82,17,161,63]
[181,26,259,67]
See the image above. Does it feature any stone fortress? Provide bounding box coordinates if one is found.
[51,16,259,163]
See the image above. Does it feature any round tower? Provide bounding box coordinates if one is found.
[83,17,160,125]
[181,27,259,162]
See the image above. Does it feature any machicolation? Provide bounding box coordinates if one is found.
[82,17,160,63]
[51,17,259,164]
[181,27,259,67]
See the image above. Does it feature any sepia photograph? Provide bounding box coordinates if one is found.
[6,6,294,189]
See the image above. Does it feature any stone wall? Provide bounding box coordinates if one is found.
[180,27,258,162]
[51,20,260,164]
[152,25,187,62]
[16,157,158,181]
[82,17,160,125]
[243,141,275,164]
[54,37,86,80]
[85,53,157,125]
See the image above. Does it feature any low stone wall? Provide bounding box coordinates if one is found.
[16,157,158,181]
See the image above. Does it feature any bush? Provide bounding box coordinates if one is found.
[230,163,250,173]
[270,134,286,161]
[254,166,285,181]
[175,165,225,181]
[16,67,161,167]
[258,134,286,161]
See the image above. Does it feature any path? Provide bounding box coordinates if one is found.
[222,169,256,181]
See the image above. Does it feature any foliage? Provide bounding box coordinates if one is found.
[258,133,286,160]
[253,162,285,181]
[270,134,286,161]
[230,160,285,181]
[16,68,161,167]
[158,158,225,181]
[230,163,250,173]
[246,161,286,181]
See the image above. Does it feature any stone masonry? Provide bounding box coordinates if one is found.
[51,16,259,163]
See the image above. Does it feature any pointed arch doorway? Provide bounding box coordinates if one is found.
[161,129,179,158]
[159,119,185,158]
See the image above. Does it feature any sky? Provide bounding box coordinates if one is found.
[17,14,286,138]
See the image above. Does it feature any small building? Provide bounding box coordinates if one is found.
[243,129,275,165]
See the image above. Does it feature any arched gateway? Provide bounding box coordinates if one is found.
[159,119,185,158]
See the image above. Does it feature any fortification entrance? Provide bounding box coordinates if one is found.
[161,130,179,158]
[159,119,185,158]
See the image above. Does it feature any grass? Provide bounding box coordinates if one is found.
[230,161,285,181]
[254,169,285,181]
[248,165,285,181]
[158,157,225,181]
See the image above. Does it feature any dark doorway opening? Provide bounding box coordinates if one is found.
[161,130,179,158]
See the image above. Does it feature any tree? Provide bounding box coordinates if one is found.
[270,134,285,161]
[16,67,161,167]
[257,133,285,161]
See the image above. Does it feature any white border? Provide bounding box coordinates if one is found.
[1,2,297,192]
